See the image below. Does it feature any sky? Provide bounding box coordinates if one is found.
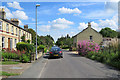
[0,0,118,42]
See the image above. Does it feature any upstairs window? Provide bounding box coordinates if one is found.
[6,24,9,32]
[11,26,14,34]
[16,28,17,36]
[19,30,21,36]
[0,21,2,30]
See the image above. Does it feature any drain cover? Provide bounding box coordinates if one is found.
[10,67,23,69]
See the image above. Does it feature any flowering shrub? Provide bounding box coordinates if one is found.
[78,40,100,56]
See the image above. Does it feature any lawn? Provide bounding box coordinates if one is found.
[0,61,20,65]
[0,71,19,76]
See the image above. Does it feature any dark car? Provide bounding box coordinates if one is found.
[49,46,63,58]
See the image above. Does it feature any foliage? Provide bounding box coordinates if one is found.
[56,34,73,49]
[85,46,120,69]
[1,48,31,63]
[21,35,26,42]
[37,45,45,50]
[22,54,30,63]
[99,27,118,38]
[16,42,33,53]
[28,28,54,48]
[78,40,100,56]
[27,39,30,43]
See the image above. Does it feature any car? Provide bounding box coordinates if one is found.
[48,46,63,58]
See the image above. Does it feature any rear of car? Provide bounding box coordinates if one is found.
[49,47,63,58]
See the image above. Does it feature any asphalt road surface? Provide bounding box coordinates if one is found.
[11,50,120,78]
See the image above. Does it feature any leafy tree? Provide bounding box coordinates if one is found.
[21,35,26,42]
[28,28,54,49]
[99,27,118,38]
[56,34,73,49]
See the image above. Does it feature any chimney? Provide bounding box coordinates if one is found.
[88,22,91,28]
[0,8,6,19]
[24,25,28,31]
[11,18,19,26]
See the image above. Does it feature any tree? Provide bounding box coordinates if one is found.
[21,35,26,42]
[56,34,73,49]
[99,27,118,38]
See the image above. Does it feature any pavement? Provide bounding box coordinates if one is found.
[8,50,120,78]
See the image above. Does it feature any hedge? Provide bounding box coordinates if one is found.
[16,42,34,53]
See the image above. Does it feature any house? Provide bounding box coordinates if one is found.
[0,8,32,51]
[73,22,103,48]
[102,37,118,47]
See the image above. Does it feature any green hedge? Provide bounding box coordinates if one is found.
[16,42,34,52]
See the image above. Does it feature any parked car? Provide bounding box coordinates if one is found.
[49,46,63,58]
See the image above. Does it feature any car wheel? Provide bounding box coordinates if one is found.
[61,56,63,58]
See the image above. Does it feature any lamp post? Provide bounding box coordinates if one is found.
[36,4,40,60]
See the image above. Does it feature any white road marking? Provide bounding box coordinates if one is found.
[38,59,48,78]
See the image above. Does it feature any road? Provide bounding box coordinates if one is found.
[11,50,119,78]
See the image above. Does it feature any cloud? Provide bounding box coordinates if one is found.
[12,10,28,20]
[38,18,74,32]
[39,25,51,32]
[0,6,14,18]
[49,18,74,29]
[85,1,118,19]
[58,7,82,15]
[7,1,23,10]
[19,20,24,26]
[78,15,118,31]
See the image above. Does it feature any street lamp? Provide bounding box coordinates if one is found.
[36,4,40,60]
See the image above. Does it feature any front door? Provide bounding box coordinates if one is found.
[8,38,10,49]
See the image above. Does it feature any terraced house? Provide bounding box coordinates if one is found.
[0,8,32,51]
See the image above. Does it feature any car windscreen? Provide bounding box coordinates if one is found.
[50,48,61,51]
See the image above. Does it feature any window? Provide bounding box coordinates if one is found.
[16,28,17,36]
[2,37,5,48]
[19,30,21,36]
[90,36,93,41]
[15,39,17,48]
[11,26,14,34]
[6,24,9,32]
[0,21,2,30]
[10,38,12,50]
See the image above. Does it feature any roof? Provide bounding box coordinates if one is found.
[72,27,102,38]
[0,18,31,34]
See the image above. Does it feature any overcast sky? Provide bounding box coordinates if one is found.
[0,0,118,41]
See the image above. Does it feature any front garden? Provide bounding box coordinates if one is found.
[1,42,35,63]
[77,40,120,70]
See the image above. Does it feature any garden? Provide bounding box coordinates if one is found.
[77,40,120,70]
[1,42,34,63]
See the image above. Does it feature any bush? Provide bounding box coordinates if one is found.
[22,54,30,63]
[78,40,100,56]
[16,42,34,53]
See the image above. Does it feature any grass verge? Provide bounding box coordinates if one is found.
[0,61,20,65]
[0,71,19,76]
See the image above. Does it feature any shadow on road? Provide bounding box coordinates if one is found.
[68,53,82,57]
